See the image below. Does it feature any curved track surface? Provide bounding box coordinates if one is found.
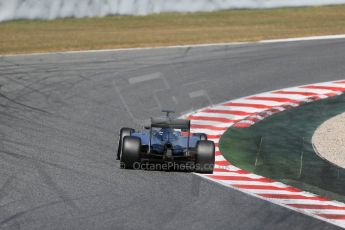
[1,39,345,229]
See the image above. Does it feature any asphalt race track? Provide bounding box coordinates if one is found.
[1,39,345,230]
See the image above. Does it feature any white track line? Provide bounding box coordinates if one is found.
[2,34,345,57]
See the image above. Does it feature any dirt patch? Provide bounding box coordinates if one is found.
[313,112,345,169]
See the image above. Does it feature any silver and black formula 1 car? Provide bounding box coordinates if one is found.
[117,110,215,173]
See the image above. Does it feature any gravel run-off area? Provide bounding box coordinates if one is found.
[313,112,345,169]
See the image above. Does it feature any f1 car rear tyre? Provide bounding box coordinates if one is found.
[193,133,208,141]
[120,136,141,169]
[195,140,215,174]
[117,127,135,160]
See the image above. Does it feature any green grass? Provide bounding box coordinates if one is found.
[219,94,345,202]
[1,5,345,54]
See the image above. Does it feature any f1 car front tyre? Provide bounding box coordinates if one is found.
[117,127,135,160]
[120,136,141,169]
[195,140,215,174]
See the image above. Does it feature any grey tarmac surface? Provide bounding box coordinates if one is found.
[0,39,345,230]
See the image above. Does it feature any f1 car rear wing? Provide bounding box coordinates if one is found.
[151,118,190,130]
[149,118,191,152]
